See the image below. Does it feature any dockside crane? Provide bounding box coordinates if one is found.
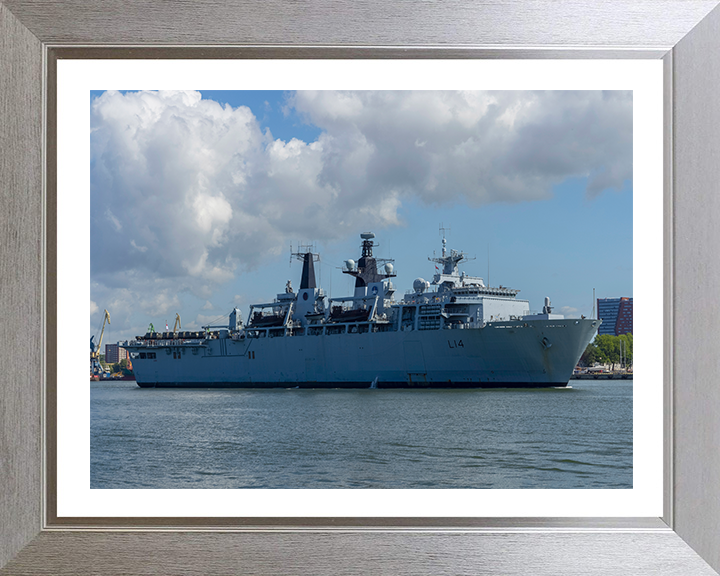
[90,309,111,376]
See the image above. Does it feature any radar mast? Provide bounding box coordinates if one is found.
[290,242,320,290]
[429,224,475,276]
[343,232,396,288]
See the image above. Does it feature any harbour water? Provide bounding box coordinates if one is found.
[91,379,632,489]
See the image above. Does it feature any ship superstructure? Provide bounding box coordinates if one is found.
[122,231,600,388]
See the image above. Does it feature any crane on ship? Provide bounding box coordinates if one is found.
[90,309,110,376]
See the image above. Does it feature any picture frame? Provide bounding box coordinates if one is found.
[2,1,720,574]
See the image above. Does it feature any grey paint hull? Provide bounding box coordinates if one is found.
[124,318,598,389]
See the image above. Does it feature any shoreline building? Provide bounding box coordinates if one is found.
[105,342,128,364]
[597,297,633,335]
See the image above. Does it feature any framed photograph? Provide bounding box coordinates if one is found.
[2,1,720,574]
[60,64,654,518]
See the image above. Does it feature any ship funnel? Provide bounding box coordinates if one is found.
[300,252,317,290]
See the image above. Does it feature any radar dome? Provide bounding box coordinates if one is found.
[384,262,394,274]
[413,278,430,293]
[345,259,356,271]
[360,232,375,239]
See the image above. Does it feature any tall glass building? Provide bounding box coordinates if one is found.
[597,297,633,335]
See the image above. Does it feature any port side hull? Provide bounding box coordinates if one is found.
[135,380,570,389]
[124,318,598,389]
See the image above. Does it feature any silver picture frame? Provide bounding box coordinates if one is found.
[2,1,720,573]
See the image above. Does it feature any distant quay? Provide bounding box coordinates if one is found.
[90,375,136,382]
[571,372,632,380]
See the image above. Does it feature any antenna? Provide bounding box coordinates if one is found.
[290,242,319,263]
[328,258,332,299]
[487,243,490,287]
[439,223,450,258]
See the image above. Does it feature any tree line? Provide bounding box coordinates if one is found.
[580,333,633,370]
[99,356,134,376]
[110,358,134,376]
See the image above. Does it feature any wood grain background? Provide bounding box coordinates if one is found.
[0,1,43,570]
[2,0,718,46]
[672,5,720,571]
[4,531,720,576]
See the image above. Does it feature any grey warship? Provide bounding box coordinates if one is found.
[122,232,600,388]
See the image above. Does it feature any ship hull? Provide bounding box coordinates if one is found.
[135,380,570,389]
[124,318,598,389]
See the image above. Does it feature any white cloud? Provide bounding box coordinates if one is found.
[559,306,580,317]
[290,90,631,206]
[130,240,147,253]
[91,89,631,341]
[105,209,122,231]
[187,313,230,331]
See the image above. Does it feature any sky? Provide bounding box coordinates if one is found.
[90,89,632,344]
